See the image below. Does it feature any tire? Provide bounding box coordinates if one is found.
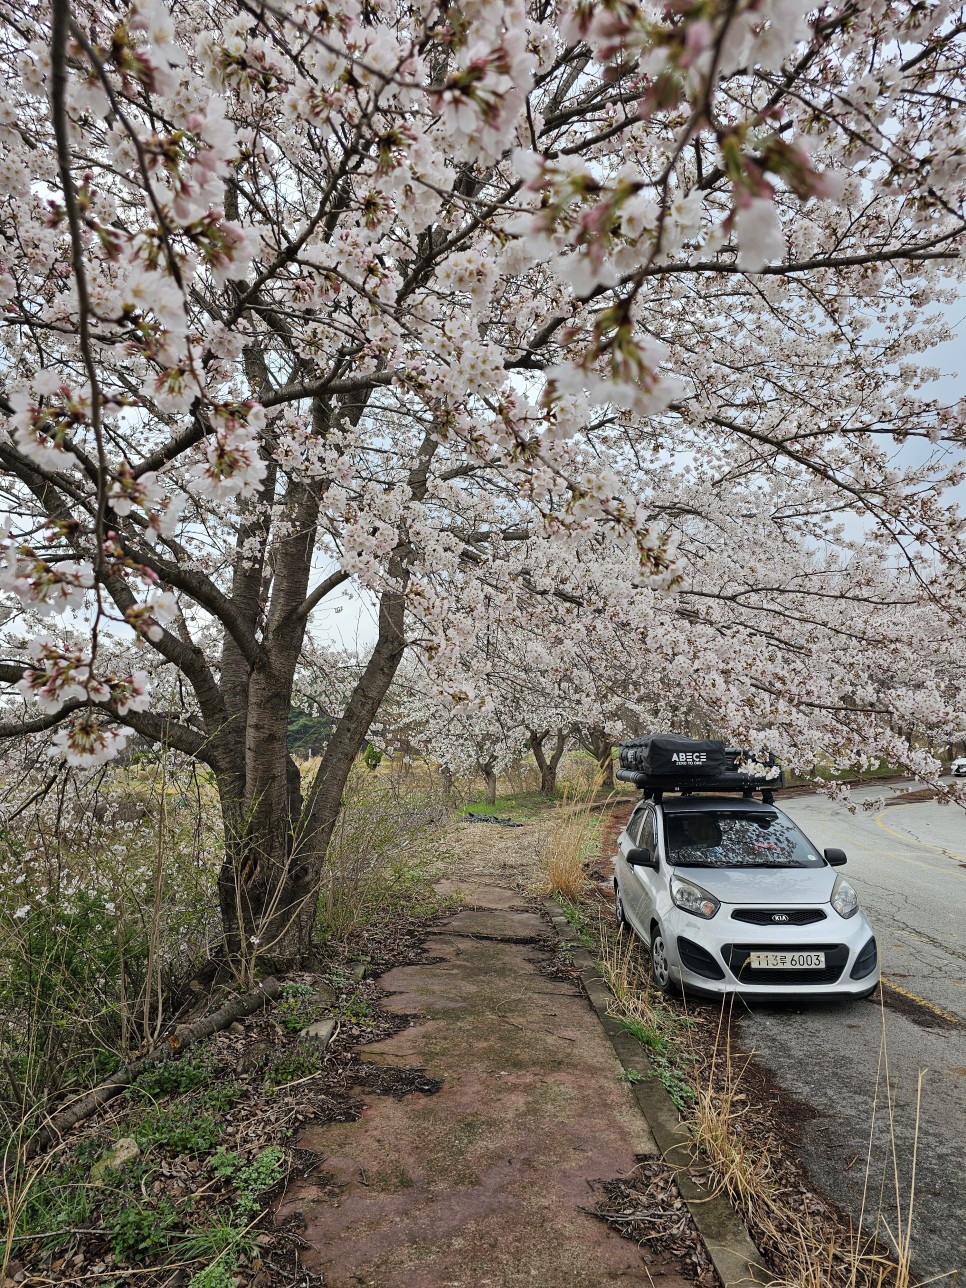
[649,923,675,995]
[614,879,629,929]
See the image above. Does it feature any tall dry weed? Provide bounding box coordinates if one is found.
[689,997,950,1288]
[557,752,608,799]
[533,787,602,899]
[596,915,658,1029]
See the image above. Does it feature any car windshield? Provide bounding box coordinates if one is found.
[663,810,824,868]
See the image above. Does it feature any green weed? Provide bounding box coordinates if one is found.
[106,1197,179,1262]
[180,1213,257,1284]
[324,964,355,990]
[202,1081,244,1114]
[554,895,595,949]
[210,1146,286,1212]
[461,791,547,821]
[134,1102,222,1155]
[9,1151,97,1254]
[277,983,320,1033]
[615,1015,669,1055]
[652,1055,698,1110]
[337,991,374,1023]
[188,1264,239,1288]
[133,1054,214,1099]
[263,1041,320,1090]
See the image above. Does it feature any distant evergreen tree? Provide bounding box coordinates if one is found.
[287,709,333,758]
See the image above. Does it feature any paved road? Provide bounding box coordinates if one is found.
[735,783,966,1280]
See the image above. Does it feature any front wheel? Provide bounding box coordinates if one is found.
[649,924,675,995]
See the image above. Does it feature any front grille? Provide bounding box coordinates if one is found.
[677,936,725,980]
[731,908,827,926]
[723,943,848,986]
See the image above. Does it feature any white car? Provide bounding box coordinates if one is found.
[613,794,879,999]
[951,757,966,777]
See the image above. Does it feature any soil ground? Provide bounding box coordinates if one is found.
[279,820,701,1287]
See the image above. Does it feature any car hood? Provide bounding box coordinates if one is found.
[674,864,837,905]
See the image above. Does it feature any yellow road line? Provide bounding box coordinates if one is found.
[881,977,965,1027]
[874,812,966,865]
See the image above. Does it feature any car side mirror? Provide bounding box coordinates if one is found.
[627,846,658,870]
[824,847,847,866]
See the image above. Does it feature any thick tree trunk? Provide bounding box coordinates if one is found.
[215,579,409,971]
[215,465,320,968]
[440,764,453,803]
[578,725,614,789]
[209,420,434,971]
[529,728,567,796]
[479,758,498,806]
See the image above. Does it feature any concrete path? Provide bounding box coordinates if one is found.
[279,879,695,1287]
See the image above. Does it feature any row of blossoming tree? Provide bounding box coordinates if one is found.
[1,0,965,966]
[391,521,966,792]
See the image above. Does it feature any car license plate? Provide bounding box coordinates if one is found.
[748,951,825,969]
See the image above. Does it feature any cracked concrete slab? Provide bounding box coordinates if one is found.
[280,884,693,1287]
[436,906,550,941]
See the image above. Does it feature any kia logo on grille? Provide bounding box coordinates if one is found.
[771,913,789,922]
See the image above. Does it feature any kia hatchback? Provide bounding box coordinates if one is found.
[613,795,879,998]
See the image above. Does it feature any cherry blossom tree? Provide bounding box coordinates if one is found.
[396,497,966,802]
[1,0,966,965]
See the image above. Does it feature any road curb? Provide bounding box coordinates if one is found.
[543,898,771,1288]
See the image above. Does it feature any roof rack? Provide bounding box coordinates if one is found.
[617,735,783,803]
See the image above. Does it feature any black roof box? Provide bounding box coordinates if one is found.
[617,735,783,795]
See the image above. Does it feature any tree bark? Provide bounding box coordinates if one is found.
[578,726,614,789]
[215,470,320,967]
[440,764,453,803]
[529,728,567,796]
[479,757,498,806]
[216,433,440,968]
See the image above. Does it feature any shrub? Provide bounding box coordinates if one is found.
[0,755,222,1127]
[315,765,450,943]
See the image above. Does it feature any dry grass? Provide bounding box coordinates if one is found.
[596,917,659,1030]
[532,786,602,899]
[690,1004,776,1219]
[557,752,610,798]
[688,1000,952,1288]
[313,765,450,944]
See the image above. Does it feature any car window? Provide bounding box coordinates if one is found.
[638,810,656,854]
[663,810,823,868]
[627,807,647,845]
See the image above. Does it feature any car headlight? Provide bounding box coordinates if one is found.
[831,873,859,919]
[670,874,720,919]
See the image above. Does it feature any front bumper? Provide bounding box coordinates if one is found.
[667,909,879,998]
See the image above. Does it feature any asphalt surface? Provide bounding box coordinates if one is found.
[735,782,966,1281]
